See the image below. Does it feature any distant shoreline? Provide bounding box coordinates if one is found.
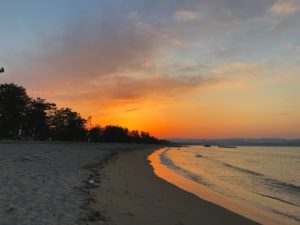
[2,139,300,147]
[170,138,300,147]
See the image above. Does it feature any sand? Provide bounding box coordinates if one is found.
[1,143,261,225]
[92,147,261,225]
[0,142,149,225]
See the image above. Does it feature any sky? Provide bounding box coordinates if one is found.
[0,0,300,139]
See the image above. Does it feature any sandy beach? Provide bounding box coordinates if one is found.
[0,142,153,225]
[92,147,261,225]
[1,142,263,225]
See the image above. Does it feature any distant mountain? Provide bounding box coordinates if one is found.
[169,138,300,147]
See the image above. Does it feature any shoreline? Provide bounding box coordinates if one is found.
[150,148,288,225]
[78,144,161,224]
[92,146,261,225]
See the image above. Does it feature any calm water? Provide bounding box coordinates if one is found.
[160,146,300,225]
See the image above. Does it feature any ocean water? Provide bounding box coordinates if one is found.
[159,146,300,225]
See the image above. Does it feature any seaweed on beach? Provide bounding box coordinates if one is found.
[77,151,119,224]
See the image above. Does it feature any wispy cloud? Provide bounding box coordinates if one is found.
[270,0,300,14]
[174,10,202,23]
[29,61,268,110]
[124,108,139,112]
[35,73,217,104]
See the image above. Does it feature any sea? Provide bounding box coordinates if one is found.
[156,146,300,225]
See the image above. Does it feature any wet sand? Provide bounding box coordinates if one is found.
[92,147,261,225]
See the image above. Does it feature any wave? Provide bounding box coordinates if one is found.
[222,162,263,176]
[159,148,212,187]
[161,148,300,208]
[219,161,300,199]
[254,192,300,208]
[271,209,300,223]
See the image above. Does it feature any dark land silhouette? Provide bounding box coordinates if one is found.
[0,83,168,144]
[171,138,300,147]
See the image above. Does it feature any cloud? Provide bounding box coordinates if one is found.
[26,71,220,119]
[23,15,167,83]
[38,73,216,104]
[269,12,300,35]
[124,108,139,112]
[270,0,300,14]
[29,62,264,108]
[2,0,298,121]
[214,46,244,58]
[174,10,202,23]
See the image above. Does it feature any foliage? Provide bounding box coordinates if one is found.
[48,108,87,141]
[0,83,30,138]
[87,126,167,144]
[0,83,168,144]
[23,98,56,140]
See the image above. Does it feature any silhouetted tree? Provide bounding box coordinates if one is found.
[102,125,131,143]
[23,98,56,140]
[0,82,168,144]
[130,130,140,143]
[48,108,86,141]
[0,83,30,138]
[88,126,103,142]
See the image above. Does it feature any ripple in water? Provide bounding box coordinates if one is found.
[160,146,300,225]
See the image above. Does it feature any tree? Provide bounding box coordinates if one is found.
[23,98,56,140]
[0,83,30,138]
[130,130,140,143]
[102,125,131,143]
[48,108,87,141]
[88,126,103,142]
[140,131,157,144]
[0,82,167,144]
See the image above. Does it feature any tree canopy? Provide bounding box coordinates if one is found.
[0,83,168,144]
[0,83,30,138]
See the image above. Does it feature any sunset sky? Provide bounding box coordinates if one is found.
[1,0,300,138]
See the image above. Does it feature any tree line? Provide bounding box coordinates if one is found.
[0,83,168,144]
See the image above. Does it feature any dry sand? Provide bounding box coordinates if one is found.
[0,142,149,225]
[92,147,261,225]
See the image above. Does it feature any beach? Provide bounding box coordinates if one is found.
[0,142,153,225]
[92,146,260,225]
[1,142,263,225]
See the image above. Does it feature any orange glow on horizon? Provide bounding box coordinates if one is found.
[27,63,300,140]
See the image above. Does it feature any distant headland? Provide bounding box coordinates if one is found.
[170,138,300,147]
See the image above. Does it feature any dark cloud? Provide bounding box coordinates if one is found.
[23,12,166,83]
[5,0,280,85]
[124,108,139,112]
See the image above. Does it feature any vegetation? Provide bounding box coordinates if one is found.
[0,83,168,144]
